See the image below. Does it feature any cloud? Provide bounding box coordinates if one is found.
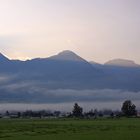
[0,74,16,84]
[42,89,140,102]
[0,80,140,104]
[0,80,140,111]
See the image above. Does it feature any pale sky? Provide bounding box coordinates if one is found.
[0,0,140,64]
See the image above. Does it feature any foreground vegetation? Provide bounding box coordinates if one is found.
[0,118,140,140]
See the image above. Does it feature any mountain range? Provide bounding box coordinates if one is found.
[0,50,140,103]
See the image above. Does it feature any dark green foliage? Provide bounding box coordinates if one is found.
[72,103,83,117]
[121,100,137,116]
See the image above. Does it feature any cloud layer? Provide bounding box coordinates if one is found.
[0,80,140,103]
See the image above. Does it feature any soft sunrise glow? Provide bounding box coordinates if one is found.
[0,0,140,63]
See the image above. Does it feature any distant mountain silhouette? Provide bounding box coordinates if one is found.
[90,61,103,68]
[0,53,10,62]
[49,50,87,62]
[0,50,140,103]
[105,59,140,67]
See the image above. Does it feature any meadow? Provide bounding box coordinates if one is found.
[0,118,140,140]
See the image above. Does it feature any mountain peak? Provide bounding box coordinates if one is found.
[49,50,86,62]
[58,50,76,55]
[0,53,9,62]
[105,59,139,67]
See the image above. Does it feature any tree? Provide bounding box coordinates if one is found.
[121,100,137,116]
[5,111,10,116]
[72,103,83,117]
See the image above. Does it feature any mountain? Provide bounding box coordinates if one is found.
[0,53,10,62]
[48,50,88,63]
[0,50,102,88]
[90,61,103,68]
[105,59,140,67]
[21,51,102,89]
[0,51,140,103]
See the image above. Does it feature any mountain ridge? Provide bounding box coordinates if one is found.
[105,59,140,67]
[0,50,140,102]
[0,53,10,62]
[0,51,139,67]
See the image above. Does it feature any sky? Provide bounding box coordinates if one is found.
[0,0,140,64]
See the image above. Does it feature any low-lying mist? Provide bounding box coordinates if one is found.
[0,87,140,111]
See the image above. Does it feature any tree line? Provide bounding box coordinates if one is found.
[0,100,138,119]
[72,100,137,118]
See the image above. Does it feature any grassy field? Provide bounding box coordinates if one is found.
[0,118,140,140]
